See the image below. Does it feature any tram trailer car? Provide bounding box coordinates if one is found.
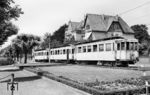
[33,37,139,66]
[34,49,49,62]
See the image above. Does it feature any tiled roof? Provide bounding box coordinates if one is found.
[84,14,134,33]
[69,21,80,30]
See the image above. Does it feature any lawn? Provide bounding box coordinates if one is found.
[39,57,150,83]
[40,65,144,83]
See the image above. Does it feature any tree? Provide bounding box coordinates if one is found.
[0,0,23,46]
[51,24,68,43]
[131,24,149,43]
[131,24,150,55]
[40,24,68,49]
[12,39,23,62]
[13,34,40,63]
[40,33,51,49]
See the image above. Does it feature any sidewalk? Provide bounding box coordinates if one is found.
[0,65,19,71]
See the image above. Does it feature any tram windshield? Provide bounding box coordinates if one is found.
[117,42,138,50]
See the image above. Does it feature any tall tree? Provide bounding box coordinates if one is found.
[131,24,149,43]
[13,34,40,63]
[51,24,68,43]
[40,33,51,49]
[0,0,23,46]
[131,24,150,55]
[40,24,68,49]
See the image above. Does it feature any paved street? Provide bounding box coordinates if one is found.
[0,68,90,95]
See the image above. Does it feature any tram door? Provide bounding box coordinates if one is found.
[116,42,127,60]
[66,49,69,63]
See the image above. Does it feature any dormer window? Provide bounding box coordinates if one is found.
[86,25,90,30]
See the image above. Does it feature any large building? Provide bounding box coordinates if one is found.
[65,14,135,42]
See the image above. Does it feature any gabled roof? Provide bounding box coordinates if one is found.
[69,21,81,30]
[83,32,92,40]
[84,14,134,33]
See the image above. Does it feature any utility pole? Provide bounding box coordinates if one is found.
[49,34,51,63]
[7,73,18,95]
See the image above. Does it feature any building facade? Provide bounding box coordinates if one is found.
[65,14,135,42]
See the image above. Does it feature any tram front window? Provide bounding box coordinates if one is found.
[135,42,138,50]
[126,42,138,50]
[130,42,134,50]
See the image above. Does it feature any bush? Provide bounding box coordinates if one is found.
[0,57,14,65]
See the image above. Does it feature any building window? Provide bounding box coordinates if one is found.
[99,44,104,51]
[106,43,111,51]
[87,45,91,52]
[93,45,97,52]
[86,25,90,30]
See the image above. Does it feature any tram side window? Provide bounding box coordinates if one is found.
[63,49,66,54]
[93,45,97,52]
[99,44,104,51]
[54,50,56,55]
[121,42,125,50]
[87,45,91,52]
[117,43,120,50]
[83,46,86,52]
[72,49,74,54]
[126,42,130,50]
[69,49,71,54]
[78,47,82,53]
[60,50,62,54]
[106,43,111,51]
[58,50,60,55]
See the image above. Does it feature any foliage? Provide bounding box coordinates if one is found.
[41,24,68,49]
[131,24,150,55]
[0,57,14,65]
[12,34,41,63]
[51,24,68,43]
[40,33,51,49]
[0,0,23,45]
[131,24,149,43]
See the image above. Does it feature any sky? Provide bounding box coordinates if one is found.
[1,0,150,49]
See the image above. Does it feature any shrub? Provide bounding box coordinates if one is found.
[0,57,14,65]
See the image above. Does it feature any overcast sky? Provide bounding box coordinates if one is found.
[1,0,150,49]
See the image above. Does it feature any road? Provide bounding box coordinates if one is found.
[0,67,90,95]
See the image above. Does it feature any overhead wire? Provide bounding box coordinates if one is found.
[119,1,150,16]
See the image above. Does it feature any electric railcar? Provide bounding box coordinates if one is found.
[33,37,139,66]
